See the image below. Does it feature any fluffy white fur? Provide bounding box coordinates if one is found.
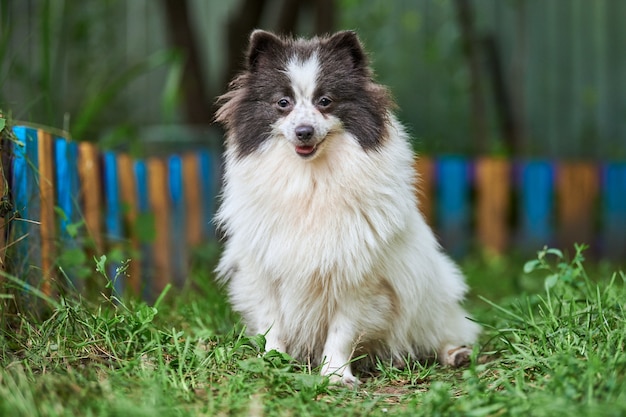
[215,34,480,386]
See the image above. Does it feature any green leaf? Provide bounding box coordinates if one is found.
[263,349,294,368]
[53,206,69,222]
[238,357,267,373]
[544,274,559,291]
[0,117,5,131]
[134,305,158,324]
[250,333,266,351]
[289,373,326,390]
[94,254,108,277]
[523,260,541,274]
[65,220,85,238]
[546,248,564,259]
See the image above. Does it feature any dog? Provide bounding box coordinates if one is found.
[214,30,480,386]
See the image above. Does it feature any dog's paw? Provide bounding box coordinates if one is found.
[263,334,286,354]
[322,364,359,388]
[327,373,360,389]
[442,345,472,368]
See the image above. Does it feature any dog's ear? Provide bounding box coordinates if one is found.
[325,31,367,71]
[247,30,283,71]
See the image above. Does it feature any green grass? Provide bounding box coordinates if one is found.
[1,245,625,416]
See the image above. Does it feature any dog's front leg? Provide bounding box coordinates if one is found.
[320,311,358,387]
[263,323,286,353]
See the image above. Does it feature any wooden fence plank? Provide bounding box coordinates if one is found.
[519,160,554,252]
[476,157,511,255]
[198,151,217,240]
[9,127,28,276]
[103,151,124,295]
[55,138,82,288]
[78,142,103,254]
[117,153,141,295]
[25,127,41,279]
[11,127,40,284]
[54,140,71,237]
[602,162,626,260]
[436,156,471,257]
[67,142,81,232]
[183,153,202,247]
[168,155,187,287]
[133,159,154,300]
[38,130,55,296]
[147,157,171,296]
[556,162,599,251]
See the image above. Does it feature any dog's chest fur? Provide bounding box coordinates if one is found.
[218,120,416,289]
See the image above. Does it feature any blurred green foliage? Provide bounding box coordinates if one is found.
[1,0,625,157]
[0,0,182,142]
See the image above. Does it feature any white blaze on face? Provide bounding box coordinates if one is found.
[286,53,320,101]
[273,53,339,157]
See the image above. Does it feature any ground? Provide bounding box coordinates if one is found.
[0,246,625,416]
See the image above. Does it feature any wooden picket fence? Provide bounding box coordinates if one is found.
[1,126,625,301]
[2,125,219,301]
[416,156,626,260]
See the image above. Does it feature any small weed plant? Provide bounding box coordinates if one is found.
[0,245,624,416]
[472,245,626,416]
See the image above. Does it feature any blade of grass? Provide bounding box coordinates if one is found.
[0,269,60,309]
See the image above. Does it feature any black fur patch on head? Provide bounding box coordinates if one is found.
[215,31,292,157]
[316,31,393,151]
[215,30,394,158]
[247,30,291,71]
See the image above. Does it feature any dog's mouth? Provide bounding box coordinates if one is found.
[295,139,325,158]
[295,145,317,157]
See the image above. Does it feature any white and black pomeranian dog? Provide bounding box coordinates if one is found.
[214,30,480,386]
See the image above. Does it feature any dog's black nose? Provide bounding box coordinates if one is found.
[295,125,314,141]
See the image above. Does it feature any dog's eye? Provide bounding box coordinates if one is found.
[276,98,292,109]
[318,97,332,108]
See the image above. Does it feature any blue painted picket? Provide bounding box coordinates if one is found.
[436,156,471,257]
[11,127,40,278]
[168,155,187,287]
[603,163,626,259]
[198,150,217,239]
[54,138,82,286]
[133,159,154,300]
[102,151,124,295]
[519,160,554,250]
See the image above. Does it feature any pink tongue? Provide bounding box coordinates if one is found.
[295,145,315,155]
